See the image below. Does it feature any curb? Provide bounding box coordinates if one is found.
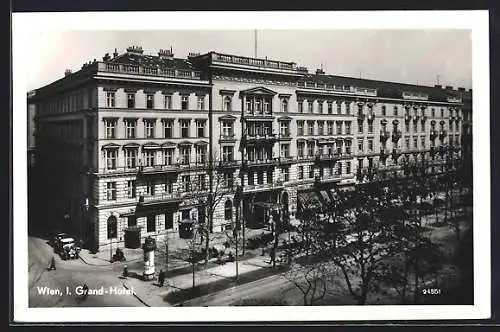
[122,281,151,307]
[78,254,141,266]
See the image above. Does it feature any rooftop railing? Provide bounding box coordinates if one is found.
[212,53,297,71]
[98,62,202,80]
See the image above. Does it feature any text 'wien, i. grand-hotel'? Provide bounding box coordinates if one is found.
[28,46,472,250]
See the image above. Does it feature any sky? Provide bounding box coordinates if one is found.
[25,29,472,91]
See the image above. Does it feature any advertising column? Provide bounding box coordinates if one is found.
[142,236,156,280]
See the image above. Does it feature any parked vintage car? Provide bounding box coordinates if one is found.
[55,237,81,260]
[50,232,70,247]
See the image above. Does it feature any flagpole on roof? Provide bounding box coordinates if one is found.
[254,30,258,58]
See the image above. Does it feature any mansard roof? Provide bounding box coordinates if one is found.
[300,74,467,103]
[109,52,193,71]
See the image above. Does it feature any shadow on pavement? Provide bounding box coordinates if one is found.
[164,264,290,305]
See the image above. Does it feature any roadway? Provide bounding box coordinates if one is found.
[28,236,144,307]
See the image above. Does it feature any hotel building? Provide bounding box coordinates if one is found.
[31,46,472,250]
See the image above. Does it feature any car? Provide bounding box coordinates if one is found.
[56,237,81,260]
[50,232,70,247]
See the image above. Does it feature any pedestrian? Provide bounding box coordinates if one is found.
[268,250,275,265]
[49,256,56,270]
[122,264,128,279]
[82,283,89,300]
[158,269,165,287]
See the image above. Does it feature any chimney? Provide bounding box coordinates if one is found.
[126,45,144,55]
[434,84,442,89]
[64,69,72,77]
[316,68,325,75]
[113,48,118,58]
[458,87,465,91]
[445,85,453,90]
[158,48,174,59]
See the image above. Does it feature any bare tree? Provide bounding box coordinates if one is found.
[283,259,331,306]
[194,157,236,266]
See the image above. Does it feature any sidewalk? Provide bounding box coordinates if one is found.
[78,247,143,266]
[122,253,287,307]
[78,226,274,267]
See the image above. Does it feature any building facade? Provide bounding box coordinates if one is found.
[31,46,472,250]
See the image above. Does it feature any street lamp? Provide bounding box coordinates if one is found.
[233,179,243,279]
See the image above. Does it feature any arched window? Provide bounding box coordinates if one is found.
[223,96,232,111]
[107,216,117,239]
[224,200,233,220]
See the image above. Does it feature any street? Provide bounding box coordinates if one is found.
[181,268,356,306]
[28,236,144,307]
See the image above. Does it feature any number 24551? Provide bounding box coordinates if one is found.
[422,288,442,295]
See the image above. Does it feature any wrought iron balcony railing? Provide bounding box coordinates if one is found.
[392,130,402,142]
[380,129,390,140]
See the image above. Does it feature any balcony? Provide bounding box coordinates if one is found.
[139,192,183,206]
[244,182,285,193]
[278,132,292,141]
[278,156,295,164]
[241,133,277,145]
[98,62,202,80]
[314,153,342,164]
[392,130,402,142]
[380,129,390,141]
[219,134,236,143]
[317,174,342,184]
[94,166,139,176]
[137,164,182,176]
[367,111,375,121]
[218,160,239,169]
[242,158,279,168]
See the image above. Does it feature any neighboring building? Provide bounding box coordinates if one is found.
[31,46,471,250]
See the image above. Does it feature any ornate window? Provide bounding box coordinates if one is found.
[104,119,116,139]
[146,94,154,109]
[224,200,233,221]
[106,92,115,108]
[281,98,288,113]
[107,216,117,239]
[106,182,116,201]
[127,93,135,108]
[125,149,137,168]
[223,96,232,111]
[125,119,136,139]
[105,149,117,169]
